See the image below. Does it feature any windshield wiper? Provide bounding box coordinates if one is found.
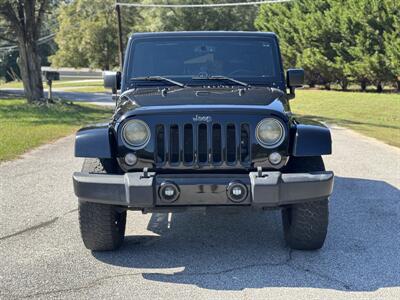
[130,76,185,88]
[192,75,250,88]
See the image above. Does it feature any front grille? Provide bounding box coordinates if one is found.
[155,122,251,167]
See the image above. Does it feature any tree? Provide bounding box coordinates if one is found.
[50,0,258,70]
[132,0,258,32]
[383,0,400,91]
[255,0,399,91]
[50,0,122,70]
[345,0,396,92]
[0,50,20,81]
[385,29,400,91]
[0,0,52,102]
[255,1,297,67]
[256,0,350,89]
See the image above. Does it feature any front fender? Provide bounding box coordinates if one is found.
[75,124,114,158]
[291,119,332,157]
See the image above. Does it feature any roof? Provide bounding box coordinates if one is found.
[130,31,277,39]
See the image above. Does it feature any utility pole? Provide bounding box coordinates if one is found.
[116,4,124,70]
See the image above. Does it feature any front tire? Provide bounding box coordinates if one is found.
[78,159,126,251]
[282,156,329,250]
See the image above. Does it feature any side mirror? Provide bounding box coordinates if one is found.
[287,68,304,88]
[103,71,121,93]
[286,68,304,99]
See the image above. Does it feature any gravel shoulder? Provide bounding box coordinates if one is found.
[0,126,399,299]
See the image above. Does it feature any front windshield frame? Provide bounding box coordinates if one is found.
[125,35,285,88]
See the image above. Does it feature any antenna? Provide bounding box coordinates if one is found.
[116,4,124,70]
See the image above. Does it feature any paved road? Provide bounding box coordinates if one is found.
[0,88,114,106]
[0,126,399,299]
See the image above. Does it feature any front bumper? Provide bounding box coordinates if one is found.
[72,171,334,208]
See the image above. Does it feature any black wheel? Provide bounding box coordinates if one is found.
[282,156,329,250]
[78,159,126,251]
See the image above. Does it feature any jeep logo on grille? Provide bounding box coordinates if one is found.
[193,115,212,123]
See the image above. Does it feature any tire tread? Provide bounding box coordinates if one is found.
[282,156,329,250]
[78,159,126,251]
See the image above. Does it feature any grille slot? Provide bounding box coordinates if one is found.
[226,124,236,163]
[212,124,222,163]
[155,125,165,163]
[240,124,250,163]
[183,124,194,163]
[198,124,208,163]
[155,122,250,167]
[170,125,179,163]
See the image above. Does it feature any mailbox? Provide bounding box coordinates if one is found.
[42,71,60,100]
[43,71,60,81]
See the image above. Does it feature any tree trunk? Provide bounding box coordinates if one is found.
[360,80,367,92]
[0,1,50,102]
[396,80,400,92]
[340,79,348,91]
[324,83,331,90]
[376,82,383,93]
[17,37,44,102]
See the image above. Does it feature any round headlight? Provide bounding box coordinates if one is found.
[256,118,285,148]
[122,119,150,149]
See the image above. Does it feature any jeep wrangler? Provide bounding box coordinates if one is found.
[73,32,334,251]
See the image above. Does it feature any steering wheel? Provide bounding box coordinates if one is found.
[228,69,254,76]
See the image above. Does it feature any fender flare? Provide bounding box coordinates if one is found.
[74,124,115,158]
[291,120,332,157]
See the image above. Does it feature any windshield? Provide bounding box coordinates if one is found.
[128,37,282,85]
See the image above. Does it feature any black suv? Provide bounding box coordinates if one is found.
[73,32,334,251]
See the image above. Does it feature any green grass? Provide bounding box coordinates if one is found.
[62,86,108,93]
[291,90,400,147]
[0,80,107,93]
[0,98,112,162]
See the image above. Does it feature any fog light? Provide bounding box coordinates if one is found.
[159,182,180,203]
[269,152,282,165]
[164,186,175,196]
[232,187,242,196]
[124,153,137,166]
[227,181,248,203]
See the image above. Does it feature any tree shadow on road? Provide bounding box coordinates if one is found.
[93,176,400,292]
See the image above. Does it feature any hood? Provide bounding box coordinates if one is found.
[113,86,290,122]
[120,86,286,106]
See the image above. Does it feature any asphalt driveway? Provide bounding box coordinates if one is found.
[0,88,114,106]
[0,126,399,299]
